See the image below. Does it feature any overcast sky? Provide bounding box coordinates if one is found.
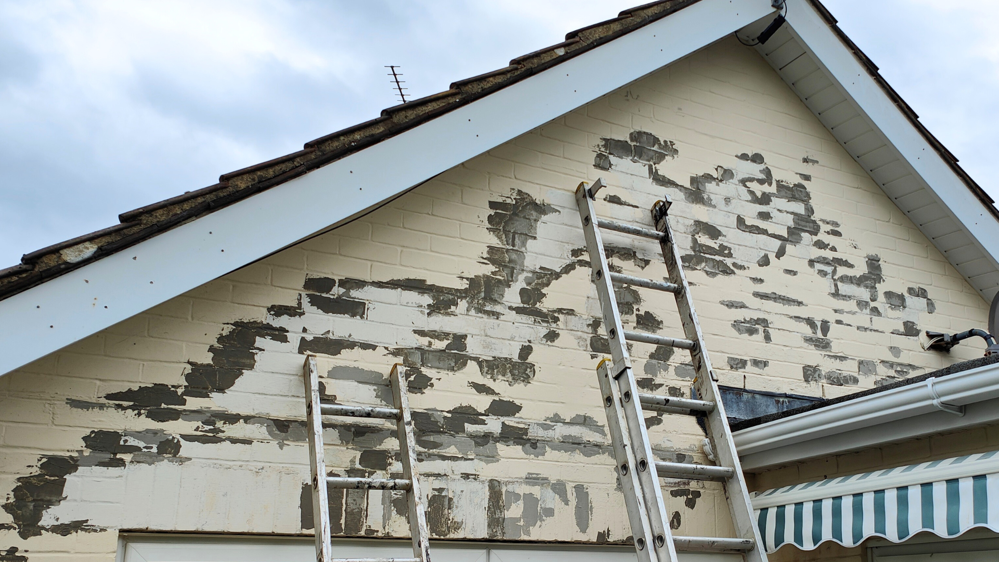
[1,0,997,268]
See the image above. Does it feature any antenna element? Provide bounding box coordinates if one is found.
[386,65,408,104]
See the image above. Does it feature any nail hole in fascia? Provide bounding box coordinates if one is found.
[84,279,88,283]
[132,256,137,260]
[36,305,40,309]
[221,249,224,252]
[150,281,154,284]
[50,325,53,328]
[104,306,108,309]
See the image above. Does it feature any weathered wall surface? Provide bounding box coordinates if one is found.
[755,422,999,561]
[0,36,990,560]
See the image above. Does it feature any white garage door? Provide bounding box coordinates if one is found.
[869,536,999,562]
[119,535,742,562]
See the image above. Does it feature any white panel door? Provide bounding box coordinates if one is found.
[869,536,999,562]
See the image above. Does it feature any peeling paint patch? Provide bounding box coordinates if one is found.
[428,490,464,536]
[2,456,81,538]
[802,336,832,351]
[573,484,591,533]
[300,336,378,357]
[468,381,499,396]
[884,291,906,310]
[306,294,366,317]
[681,255,735,277]
[737,152,765,165]
[105,384,185,410]
[599,132,677,165]
[485,399,523,417]
[892,321,920,337]
[185,321,289,397]
[0,548,27,562]
[670,488,701,509]
[753,292,804,307]
[604,194,639,208]
[803,365,859,386]
[487,480,504,539]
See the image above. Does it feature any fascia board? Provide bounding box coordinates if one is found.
[0,0,778,376]
[734,361,999,470]
[784,0,999,289]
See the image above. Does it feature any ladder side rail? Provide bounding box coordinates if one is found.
[575,183,632,374]
[613,364,681,562]
[391,365,432,562]
[578,182,676,562]
[305,355,334,562]
[654,207,767,562]
[597,361,662,562]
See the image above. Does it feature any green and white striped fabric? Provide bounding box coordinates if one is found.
[752,450,999,553]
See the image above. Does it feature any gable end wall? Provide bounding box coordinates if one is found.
[0,37,989,560]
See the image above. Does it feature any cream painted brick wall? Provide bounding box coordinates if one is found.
[0,36,992,559]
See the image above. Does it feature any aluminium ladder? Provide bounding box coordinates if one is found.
[575,179,767,562]
[304,356,432,562]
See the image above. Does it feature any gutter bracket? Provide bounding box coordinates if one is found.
[926,377,965,416]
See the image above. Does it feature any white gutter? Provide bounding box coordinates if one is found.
[734,360,999,470]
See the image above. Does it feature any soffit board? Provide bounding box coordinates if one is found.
[749,0,999,302]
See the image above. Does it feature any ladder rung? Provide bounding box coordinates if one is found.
[609,272,680,294]
[332,559,421,562]
[638,393,714,413]
[321,404,400,419]
[326,477,412,490]
[655,461,734,481]
[623,331,695,350]
[596,219,664,240]
[674,536,755,552]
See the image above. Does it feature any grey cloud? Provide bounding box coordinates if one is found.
[0,0,995,270]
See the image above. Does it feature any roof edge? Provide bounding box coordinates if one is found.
[0,0,710,303]
[0,0,778,377]
[805,0,997,220]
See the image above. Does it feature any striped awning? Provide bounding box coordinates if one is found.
[752,450,999,553]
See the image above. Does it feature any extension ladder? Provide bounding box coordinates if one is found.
[575,179,767,562]
[304,356,432,562]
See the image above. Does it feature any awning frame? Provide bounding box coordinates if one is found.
[753,451,999,553]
